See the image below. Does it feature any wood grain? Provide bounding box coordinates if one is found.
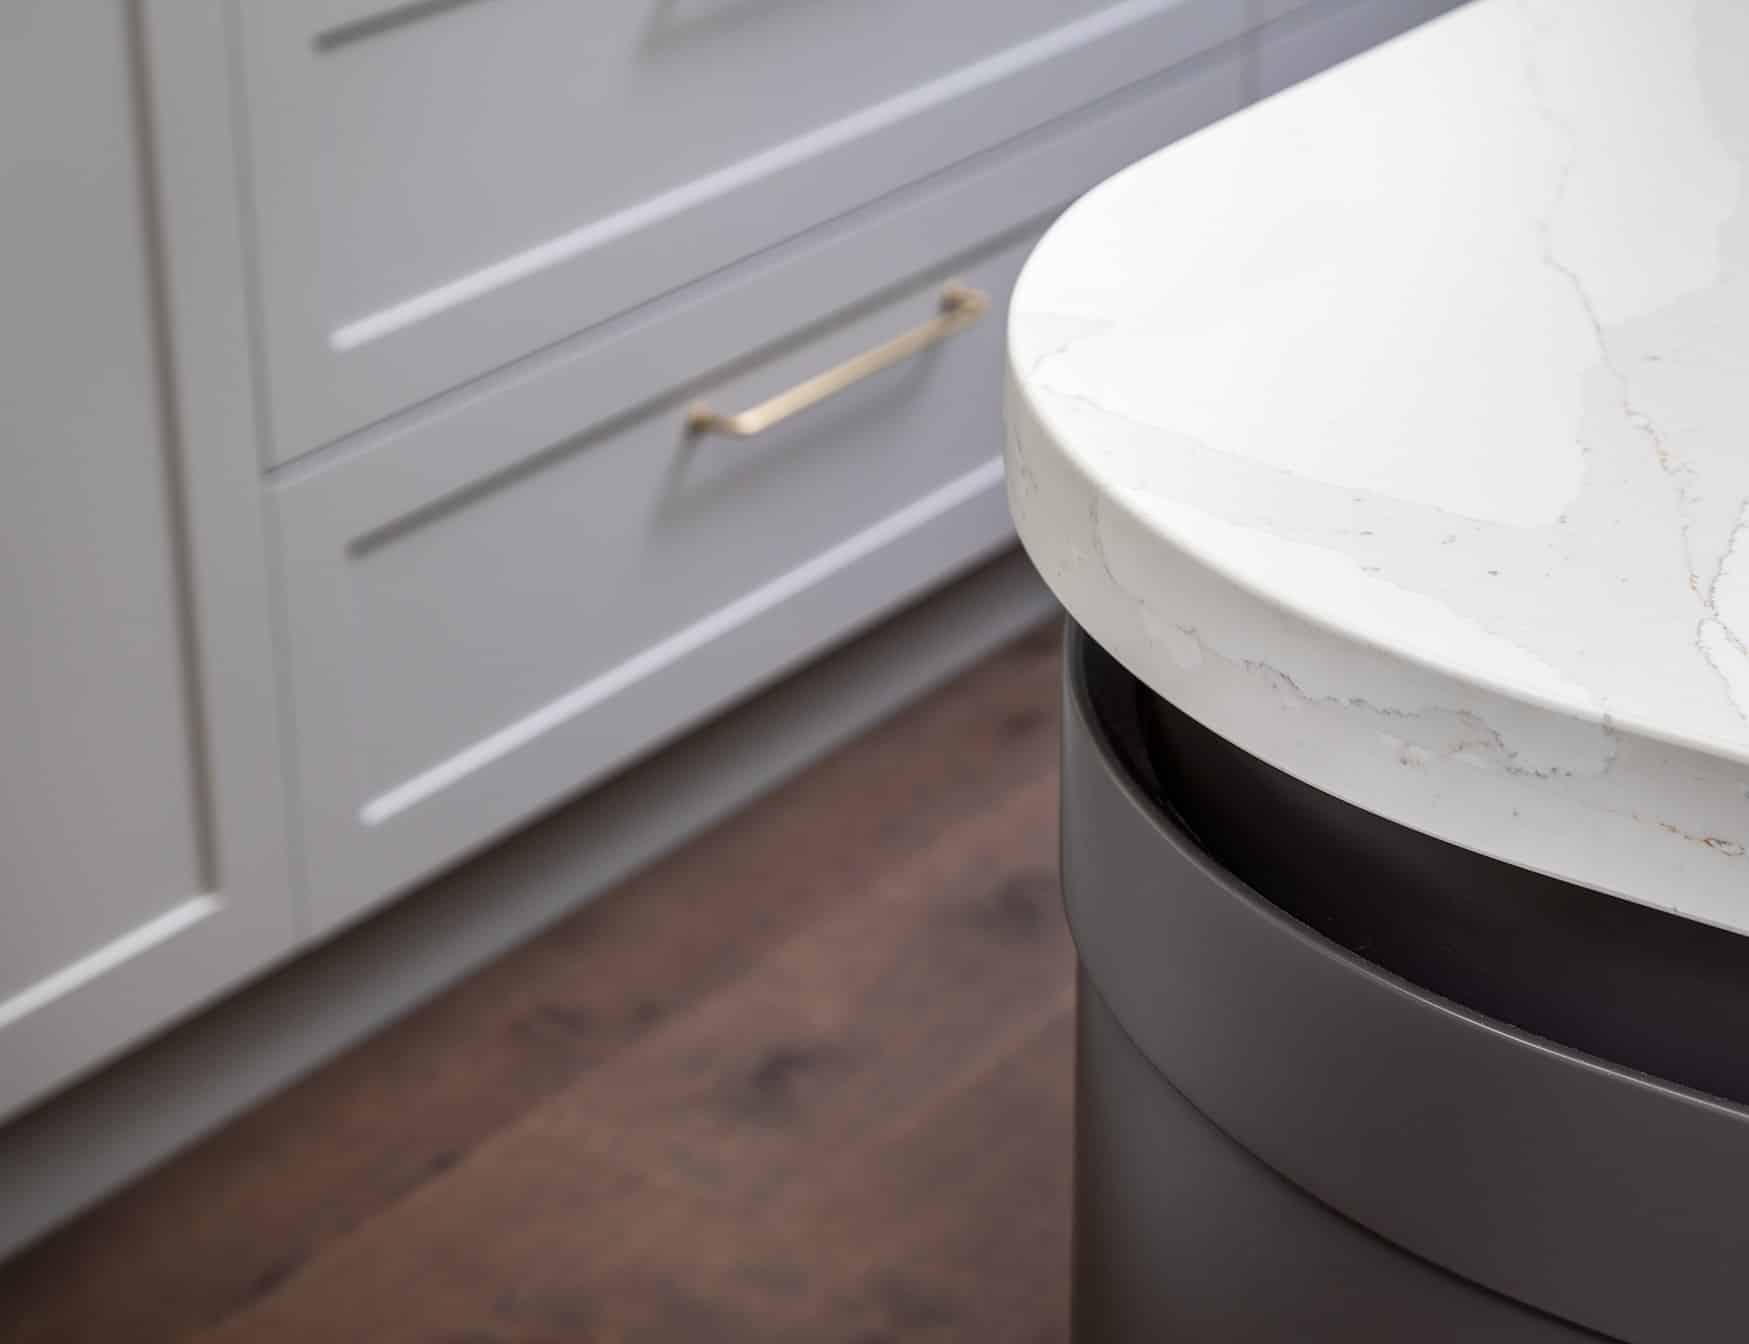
[0,624,1069,1343]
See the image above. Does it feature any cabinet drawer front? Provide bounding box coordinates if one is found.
[280,239,1026,932]
[273,47,1242,930]
[237,0,1242,461]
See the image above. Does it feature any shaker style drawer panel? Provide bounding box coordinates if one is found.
[270,40,1243,930]
[278,231,1026,931]
[235,0,1244,462]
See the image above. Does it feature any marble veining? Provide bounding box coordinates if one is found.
[1006,0,1749,933]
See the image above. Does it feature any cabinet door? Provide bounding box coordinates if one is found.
[0,0,295,1120]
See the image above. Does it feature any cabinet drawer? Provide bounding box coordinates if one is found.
[272,42,1241,930]
[237,0,1243,462]
[277,239,1012,930]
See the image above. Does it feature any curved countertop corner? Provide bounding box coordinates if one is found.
[1006,0,1749,935]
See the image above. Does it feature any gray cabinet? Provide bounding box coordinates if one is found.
[236,0,1246,460]
[1251,0,1470,98]
[0,1,295,1120]
[269,41,1245,932]
[0,0,1463,1185]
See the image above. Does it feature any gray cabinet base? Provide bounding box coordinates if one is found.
[1062,625,1749,1343]
[1072,975,1596,1342]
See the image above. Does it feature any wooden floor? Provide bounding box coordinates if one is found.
[1,624,1073,1344]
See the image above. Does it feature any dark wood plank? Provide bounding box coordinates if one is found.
[0,624,1064,1344]
[770,1005,1076,1344]
[186,766,1070,1343]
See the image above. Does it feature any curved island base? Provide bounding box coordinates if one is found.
[1063,627,1749,1344]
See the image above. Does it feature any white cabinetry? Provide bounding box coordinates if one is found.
[0,0,295,1121]
[0,0,1463,1191]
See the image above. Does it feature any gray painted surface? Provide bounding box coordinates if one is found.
[1250,0,1471,99]
[271,47,1248,933]
[0,551,1054,1263]
[0,0,1458,1209]
[235,0,1249,459]
[1073,977,1600,1342]
[0,0,295,1123]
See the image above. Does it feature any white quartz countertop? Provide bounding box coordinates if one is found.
[1006,0,1749,934]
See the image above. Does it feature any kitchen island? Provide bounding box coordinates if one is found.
[1005,1,1749,1339]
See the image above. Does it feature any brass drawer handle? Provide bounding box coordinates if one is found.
[686,283,990,439]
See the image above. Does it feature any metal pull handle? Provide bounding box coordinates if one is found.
[686,283,990,439]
